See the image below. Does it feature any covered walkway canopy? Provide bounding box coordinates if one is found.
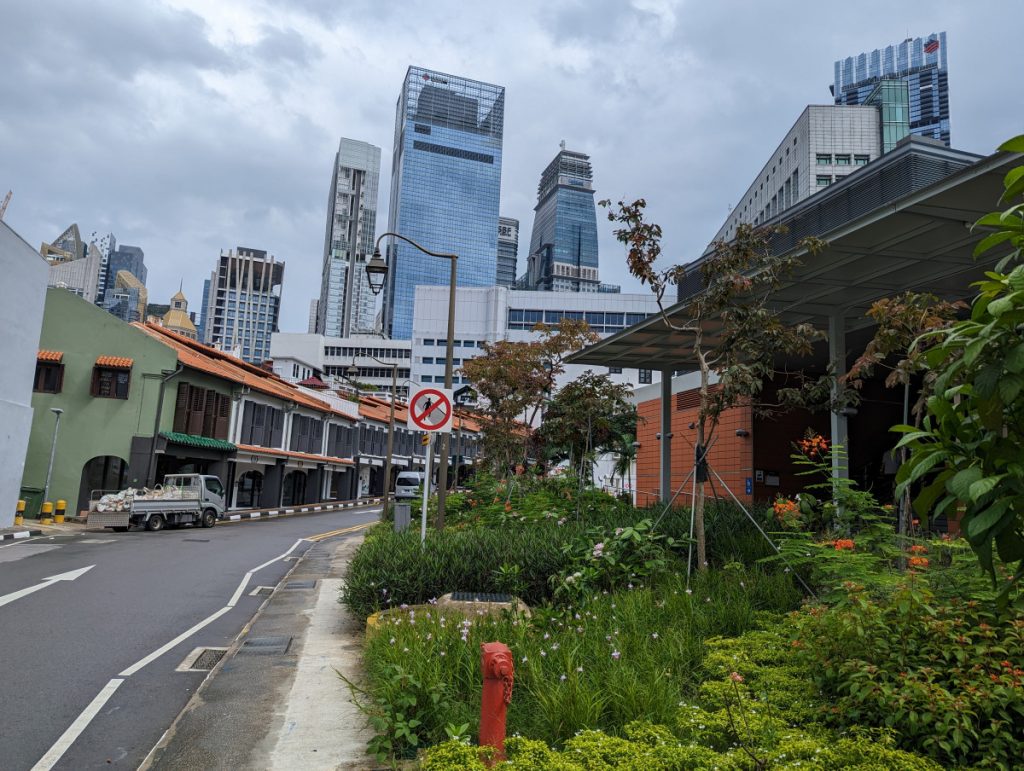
[569,138,1023,499]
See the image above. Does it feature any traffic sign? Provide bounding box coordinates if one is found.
[407,386,454,433]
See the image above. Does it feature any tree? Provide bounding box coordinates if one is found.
[539,372,635,484]
[461,319,598,473]
[602,199,825,569]
[897,136,1024,606]
[609,432,638,497]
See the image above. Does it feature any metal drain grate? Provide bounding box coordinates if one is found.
[450,592,512,602]
[284,580,317,589]
[176,647,228,672]
[249,585,275,596]
[239,635,292,655]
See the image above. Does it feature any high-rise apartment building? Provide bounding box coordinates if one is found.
[40,223,103,303]
[316,138,381,337]
[833,32,949,145]
[200,247,284,364]
[496,217,519,287]
[382,66,505,339]
[522,145,600,292]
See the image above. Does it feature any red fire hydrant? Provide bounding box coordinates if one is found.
[479,641,514,763]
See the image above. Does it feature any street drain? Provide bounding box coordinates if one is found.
[176,647,228,672]
[183,538,210,543]
[249,585,275,596]
[284,580,317,589]
[239,635,292,655]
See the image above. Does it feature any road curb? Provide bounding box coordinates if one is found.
[0,529,43,542]
[220,497,384,524]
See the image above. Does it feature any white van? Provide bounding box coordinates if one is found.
[394,471,426,500]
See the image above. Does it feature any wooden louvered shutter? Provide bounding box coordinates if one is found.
[214,394,230,440]
[173,383,191,433]
[202,390,217,437]
[187,386,206,435]
[270,408,284,448]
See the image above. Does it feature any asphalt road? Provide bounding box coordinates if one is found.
[0,506,380,771]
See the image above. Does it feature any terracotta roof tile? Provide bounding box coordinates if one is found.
[133,323,355,421]
[96,355,133,369]
[37,350,63,363]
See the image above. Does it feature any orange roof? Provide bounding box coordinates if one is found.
[96,355,133,369]
[134,323,355,421]
[235,444,354,465]
[37,350,63,363]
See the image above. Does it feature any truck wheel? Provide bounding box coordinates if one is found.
[146,513,165,532]
[201,509,217,528]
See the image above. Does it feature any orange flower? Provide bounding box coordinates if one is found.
[504,501,512,512]
[833,539,855,551]
[908,556,929,568]
[908,544,928,554]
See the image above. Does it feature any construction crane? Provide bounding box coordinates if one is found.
[0,191,11,221]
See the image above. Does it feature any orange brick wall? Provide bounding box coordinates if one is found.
[636,394,754,509]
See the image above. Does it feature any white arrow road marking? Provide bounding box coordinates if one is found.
[0,565,95,609]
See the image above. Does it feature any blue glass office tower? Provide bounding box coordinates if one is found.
[833,32,949,145]
[523,146,600,292]
[383,66,505,339]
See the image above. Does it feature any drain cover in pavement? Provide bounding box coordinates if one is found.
[239,635,292,655]
[249,585,275,596]
[284,580,317,589]
[450,592,512,602]
[176,647,228,672]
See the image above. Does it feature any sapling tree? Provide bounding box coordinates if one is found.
[461,319,598,474]
[602,199,825,569]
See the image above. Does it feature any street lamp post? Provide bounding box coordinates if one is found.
[366,233,457,530]
[364,355,398,514]
[43,407,64,506]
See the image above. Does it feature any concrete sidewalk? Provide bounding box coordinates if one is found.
[143,534,375,770]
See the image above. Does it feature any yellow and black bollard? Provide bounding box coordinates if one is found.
[55,499,66,524]
[15,499,25,526]
[40,501,54,525]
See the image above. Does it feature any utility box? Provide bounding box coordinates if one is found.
[394,503,411,533]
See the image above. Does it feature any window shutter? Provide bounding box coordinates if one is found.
[251,404,265,445]
[241,401,255,445]
[270,408,284,448]
[202,390,217,437]
[312,420,323,455]
[187,387,206,435]
[214,394,230,440]
[173,383,191,432]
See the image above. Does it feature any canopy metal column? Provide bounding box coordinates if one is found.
[659,370,673,501]
[829,312,849,479]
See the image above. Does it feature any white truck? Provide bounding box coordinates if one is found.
[89,474,226,532]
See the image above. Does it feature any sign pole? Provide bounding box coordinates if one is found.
[421,434,432,546]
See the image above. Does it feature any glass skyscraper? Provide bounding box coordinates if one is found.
[383,66,505,339]
[316,138,381,337]
[523,145,600,292]
[496,216,519,288]
[833,32,949,145]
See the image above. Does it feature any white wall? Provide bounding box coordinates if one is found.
[0,222,49,527]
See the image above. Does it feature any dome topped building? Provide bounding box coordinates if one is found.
[162,289,197,340]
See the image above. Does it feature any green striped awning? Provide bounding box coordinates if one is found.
[160,432,236,452]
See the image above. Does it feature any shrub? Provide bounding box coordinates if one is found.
[794,580,1024,768]
[360,568,801,753]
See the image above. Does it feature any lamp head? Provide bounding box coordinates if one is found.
[50,407,64,416]
[365,249,388,295]
[346,364,359,379]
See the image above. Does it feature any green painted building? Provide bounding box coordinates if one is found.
[22,289,177,516]
[21,289,238,516]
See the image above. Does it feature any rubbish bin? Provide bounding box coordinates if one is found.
[394,503,411,533]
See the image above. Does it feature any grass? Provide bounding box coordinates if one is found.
[360,565,802,750]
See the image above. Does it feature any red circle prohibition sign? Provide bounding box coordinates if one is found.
[410,388,452,430]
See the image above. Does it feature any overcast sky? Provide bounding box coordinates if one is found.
[2,0,1021,332]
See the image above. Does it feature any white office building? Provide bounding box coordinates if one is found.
[270,333,412,398]
[316,138,381,337]
[409,286,661,399]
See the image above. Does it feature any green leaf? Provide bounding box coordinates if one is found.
[1005,343,1024,373]
[966,500,1010,541]
[1000,374,1024,404]
[947,467,982,500]
[968,475,1002,503]
[973,230,1015,258]
[998,135,1024,153]
[988,295,1016,317]
[996,529,1024,562]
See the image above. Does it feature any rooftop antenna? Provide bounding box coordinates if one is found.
[559,139,566,150]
